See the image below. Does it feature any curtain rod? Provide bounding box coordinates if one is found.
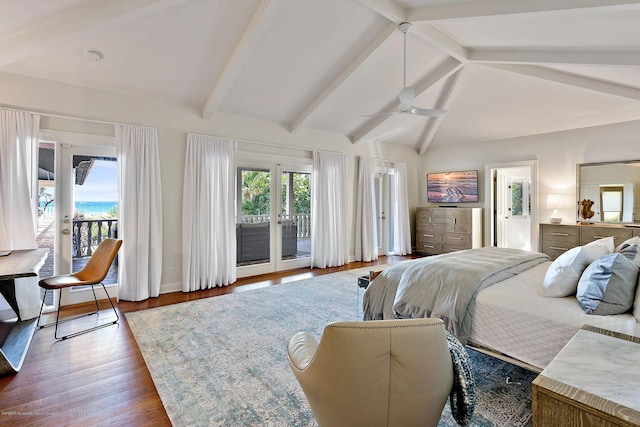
[4,105,344,156]
[359,155,403,165]
[189,131,343,156]
[1,105,133,127]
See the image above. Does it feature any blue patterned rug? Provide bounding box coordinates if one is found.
[126,267,537,426]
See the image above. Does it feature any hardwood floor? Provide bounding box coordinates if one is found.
[0,255,415,426]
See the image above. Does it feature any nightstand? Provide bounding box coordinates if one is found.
[532,326,640,426]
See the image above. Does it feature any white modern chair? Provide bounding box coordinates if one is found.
[287,318,454,427]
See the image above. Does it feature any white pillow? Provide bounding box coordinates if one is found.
[615,236,640,253]
[542,237,614,297]
[591,236,615,253]
[633,278,640,322]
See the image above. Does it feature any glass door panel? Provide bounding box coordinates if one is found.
[57,144,118,306]
[237,168,271,266]
[279,169,311,269]
[36,142,56,311]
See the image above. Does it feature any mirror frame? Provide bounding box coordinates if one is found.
[576,159,640,224]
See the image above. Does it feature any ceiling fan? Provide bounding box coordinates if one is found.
[365,22,447,118]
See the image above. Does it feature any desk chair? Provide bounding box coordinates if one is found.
[37,238,122,340]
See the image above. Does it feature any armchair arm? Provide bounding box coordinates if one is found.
[287,332,318,371]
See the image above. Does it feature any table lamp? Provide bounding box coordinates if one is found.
[546,194,563,224]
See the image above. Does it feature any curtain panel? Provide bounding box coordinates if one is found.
[393,162,412,256]
[355,157,378,262]
[116,125,163,301]
[182,133,237,291]
[311,151,349,268]
[0,108,40,250]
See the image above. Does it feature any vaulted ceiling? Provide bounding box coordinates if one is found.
[3,0,640,153]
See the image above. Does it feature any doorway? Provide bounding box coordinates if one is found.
[374,172,396,256]
[236,160,312,277]
[37,132,118,308]
[485,161,538,251]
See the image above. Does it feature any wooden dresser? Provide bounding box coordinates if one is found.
[415,207,482,255]
[540,223,640,260]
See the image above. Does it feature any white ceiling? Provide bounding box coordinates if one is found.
[3,0,640,153]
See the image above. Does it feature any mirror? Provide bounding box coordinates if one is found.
[577,160,640,224]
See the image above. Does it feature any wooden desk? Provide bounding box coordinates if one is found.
[0,249,48,375]
[532,326,640,426]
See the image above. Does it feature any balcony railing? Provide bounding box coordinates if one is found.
[237,214,310,238]
[72,219,118,258]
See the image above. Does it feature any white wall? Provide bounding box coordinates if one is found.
[1,71,419,293]
[421,120,640,245]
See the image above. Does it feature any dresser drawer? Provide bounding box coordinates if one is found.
[444,232,470,247]
[541,225,580,244]
[443,244,469,253]
[416,242,441,255]
[541,242,574,260]
[580,227,632,246]
[416,230,442,243]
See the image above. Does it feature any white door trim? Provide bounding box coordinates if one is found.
[484,160,539,251]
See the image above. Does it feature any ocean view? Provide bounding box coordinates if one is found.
[75,201,118,215]
[40,201,118,216]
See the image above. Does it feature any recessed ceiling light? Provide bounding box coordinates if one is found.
[84,50,104,61]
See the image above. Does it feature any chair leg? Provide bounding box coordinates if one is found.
[37,282,119,340]
[36,289,49,329]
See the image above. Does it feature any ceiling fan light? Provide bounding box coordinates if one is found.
[398,86,415,106]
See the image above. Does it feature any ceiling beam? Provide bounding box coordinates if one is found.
[470,48,640,67]
[412,25,469,63]
[418,66,469,155]
[289,22,397,133]
[0,0,192,68]
[202,0,277,119]
[350,58,463,144]
[409,0,640,22]
[354,0,408,23]
[357,0,469,65]
[485,63,640,101]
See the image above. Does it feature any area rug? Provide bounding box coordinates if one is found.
[126,266,537,427]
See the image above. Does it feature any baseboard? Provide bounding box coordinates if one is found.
[160,281,182,294]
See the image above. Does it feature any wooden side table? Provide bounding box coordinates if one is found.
[532,325,640,426]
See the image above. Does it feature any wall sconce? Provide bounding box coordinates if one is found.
[546,194,567,224]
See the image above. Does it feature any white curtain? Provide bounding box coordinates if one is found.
[393,162,412,255]
[182,133,237,291]
[116,125,163,301]
[0,108,40,250]
[355,157,378,261]
[311,151,348,268]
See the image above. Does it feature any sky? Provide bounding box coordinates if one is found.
[74,159,118,202]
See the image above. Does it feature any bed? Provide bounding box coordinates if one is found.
[363,246,640,371]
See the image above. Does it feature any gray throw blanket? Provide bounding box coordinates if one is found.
[365,247,549,344]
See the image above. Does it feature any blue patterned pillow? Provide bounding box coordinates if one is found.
[577,245,640,315]
[446,331,475,425]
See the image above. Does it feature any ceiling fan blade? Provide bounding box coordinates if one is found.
[360,110,397,117]
[408,107,448,117]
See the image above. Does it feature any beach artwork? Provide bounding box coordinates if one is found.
[427,170,478,203]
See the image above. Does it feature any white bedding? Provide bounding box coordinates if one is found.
[470,261,640,370]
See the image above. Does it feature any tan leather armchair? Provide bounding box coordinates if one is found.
[287,318,454,427]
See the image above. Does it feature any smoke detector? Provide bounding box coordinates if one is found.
[84,50,104,61]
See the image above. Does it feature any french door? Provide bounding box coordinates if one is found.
[236,159,311,277]
[374,171,397,256]
[38,132,117,308]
